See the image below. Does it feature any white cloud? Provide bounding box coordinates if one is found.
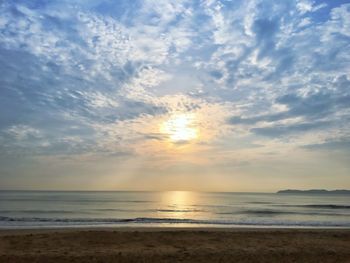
[6,125,41,140]
[0,0,349,158]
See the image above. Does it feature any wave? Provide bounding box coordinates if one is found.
[217,209,346,216]
[246,201,274,204]
[0,208,204,215]
[300,205,350,209]
[242,210,292,215]
[218,210,293,215]
[0,216,349,228]
[0,210,85,214]
[90,208,203,213]
[280,205,350,209]
[157,209,204,213]
[0,199,154,203]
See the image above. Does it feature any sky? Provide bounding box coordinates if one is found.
[0,0,350,192]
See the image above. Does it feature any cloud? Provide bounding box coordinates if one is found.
[0,0,349,161]
[0,0,190,157]
[6,125,41,140]
[303,138,350,151]
[251,120,332,137]
[0,0,350,191]
[219,2,350,143]
[229,74,350,137]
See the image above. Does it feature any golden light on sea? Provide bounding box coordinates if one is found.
[160,113,199,143]
[160,191,198,218]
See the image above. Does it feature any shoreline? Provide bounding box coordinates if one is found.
[1,224,350,234]
[1,225,350,233]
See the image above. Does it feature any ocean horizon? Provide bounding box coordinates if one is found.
[1,190,349,229]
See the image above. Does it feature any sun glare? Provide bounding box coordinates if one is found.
[161,114,198,143]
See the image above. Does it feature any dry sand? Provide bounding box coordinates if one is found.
[0,228,349,262]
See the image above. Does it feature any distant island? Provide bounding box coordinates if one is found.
[277,189,350,194]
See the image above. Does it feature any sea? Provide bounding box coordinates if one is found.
[0,191,349,229]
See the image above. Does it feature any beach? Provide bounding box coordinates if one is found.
[1,228,349,262]
[1,191,350,262]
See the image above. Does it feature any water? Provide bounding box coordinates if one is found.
[0,191,349,228]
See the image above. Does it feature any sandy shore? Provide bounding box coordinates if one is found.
[0,228,349,262]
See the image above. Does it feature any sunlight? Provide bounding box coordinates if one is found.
[160,191,197,218]
[160,113,198,143]
[165,191,192,206]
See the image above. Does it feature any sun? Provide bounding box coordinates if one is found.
[160,114,198,143]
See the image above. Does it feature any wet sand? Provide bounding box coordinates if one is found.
[0,228,349,262]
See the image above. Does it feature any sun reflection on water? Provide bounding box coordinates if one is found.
[160,191,197,218]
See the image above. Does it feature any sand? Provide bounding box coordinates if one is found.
[0,228,349,262]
